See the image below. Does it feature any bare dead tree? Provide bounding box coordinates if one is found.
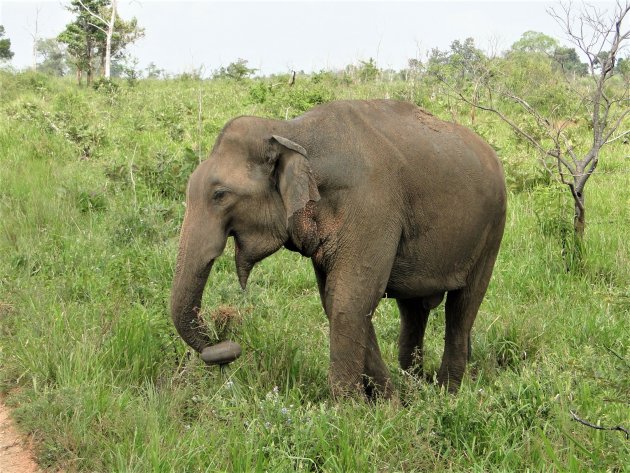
[442,1,630,241]
[548,1,630,237]
[25,6,41,70]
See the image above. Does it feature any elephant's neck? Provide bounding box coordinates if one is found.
[286,200,320,257]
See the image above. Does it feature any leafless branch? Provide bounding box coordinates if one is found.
[603,103,630,143]
[570,410,630,439]
[443,80,550,157]
[88,21,108,35]
[435,0,629,239]
[76,0,108,25]
[605,128,630,144]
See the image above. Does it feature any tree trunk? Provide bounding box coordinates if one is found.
[567,188,586,271]
[574,196,585,239]
[572,173,587,240]
[86,37,93,86]
[104,0,117,79]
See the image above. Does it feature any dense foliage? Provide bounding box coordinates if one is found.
[0,70,628,471]
[57,0,143,84]
[0,25,14,61]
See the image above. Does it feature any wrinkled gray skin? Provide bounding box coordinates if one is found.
[171,100,506,399]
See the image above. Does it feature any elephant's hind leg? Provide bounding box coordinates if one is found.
[438,251,499,392]
[396,297,430,377]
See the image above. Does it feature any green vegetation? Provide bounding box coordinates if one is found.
[57,0,143,84]
[214,59,258,81]
[0,25,14,61]
[0,67,628,472]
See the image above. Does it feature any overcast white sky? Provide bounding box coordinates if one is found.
[0,1,619,76]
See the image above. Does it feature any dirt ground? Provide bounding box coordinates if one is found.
[0,399,40,473]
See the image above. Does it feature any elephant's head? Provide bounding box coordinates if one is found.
[171,118,320,354]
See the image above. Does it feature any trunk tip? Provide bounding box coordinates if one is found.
[201,340,242,365]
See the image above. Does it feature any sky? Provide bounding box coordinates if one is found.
[0,1,619,76]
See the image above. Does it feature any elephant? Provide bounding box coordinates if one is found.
[171,99,506,399]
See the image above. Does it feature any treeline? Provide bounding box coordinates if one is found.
[14,31,630,83]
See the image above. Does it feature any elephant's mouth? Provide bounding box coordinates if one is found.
[233,233,254,290]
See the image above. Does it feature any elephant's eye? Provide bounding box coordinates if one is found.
[212,188,228,202]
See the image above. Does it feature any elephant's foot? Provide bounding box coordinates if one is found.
[437,363,465,393]
[363,374,395,402]
[329,373,395,401]
[329,373,365,400]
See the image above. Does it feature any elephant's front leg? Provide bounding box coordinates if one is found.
[364,322,394,399]
[323,267,393,400]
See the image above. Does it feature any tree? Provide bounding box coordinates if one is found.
[552,46,588,76]
[440,2,630,247]
[546,1,630,237]
[145,62,166,79]
[511,31,559,54]
[0,25,14,61]
[58,0,105,84]
[357,57,379,82]
[213,59,256,80]
[35,38,69,76]
[449,38,485,73]
[99,12,143,78]
[27,7,41,70]
[427,38,487,122]
[58,0,143,84]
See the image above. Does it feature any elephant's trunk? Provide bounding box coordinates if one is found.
[171,199,231,354]
[170,256,214,354]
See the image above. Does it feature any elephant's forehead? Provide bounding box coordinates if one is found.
[205,152,243,175]
[191,151,255,193]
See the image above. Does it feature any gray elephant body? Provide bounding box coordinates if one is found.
[172,100,506,398]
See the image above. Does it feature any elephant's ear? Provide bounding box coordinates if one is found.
[268,135,320,222]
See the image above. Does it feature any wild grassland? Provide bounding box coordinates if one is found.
[0,71,628,471]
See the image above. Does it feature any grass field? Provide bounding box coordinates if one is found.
[0,71,629,471]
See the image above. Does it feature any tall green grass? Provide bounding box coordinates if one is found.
[0,71,628,471]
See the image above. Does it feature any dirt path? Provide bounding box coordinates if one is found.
[0,399,40,473]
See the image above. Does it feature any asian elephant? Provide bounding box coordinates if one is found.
[171,99,506,399]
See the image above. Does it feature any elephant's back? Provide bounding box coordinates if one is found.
[301,99,499,173]
[290,99,505,210]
